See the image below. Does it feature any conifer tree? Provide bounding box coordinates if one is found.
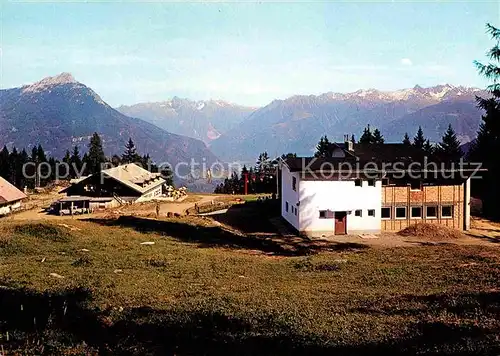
[402,133,411,146]
[372,129,385,144]
[314,135,331,157]
[85,132,106,175]
[423,139,434,156]
[469,23,500,217]
[0,146,10,180]
[438,124,462,160]
[359,125,374,144]
[413,126,426,150]
[70,146,83,178]
[122,138,140,164]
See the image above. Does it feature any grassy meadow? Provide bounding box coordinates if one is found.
[0,214,500,355]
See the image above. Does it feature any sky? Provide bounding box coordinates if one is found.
[1,1,499,107]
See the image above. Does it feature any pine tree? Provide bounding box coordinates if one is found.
[69,146,83,178]
[36,145,47,163]
[359,125,372,144]
[438,124,462,160]
[16,149,29,189]
[372,129,385,144]
[85,132,106,175]
[469,23,500,217]
[413,126,426,150]
[63,150,71,164]
[423,139,434,156]
[9,147,18,184]
[314,135,331,157]
[402,133,411,146]
[256,152,271,172]
[0,146,10,180]
[122,138,140,164]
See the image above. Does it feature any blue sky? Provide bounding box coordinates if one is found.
[1,1,499,107]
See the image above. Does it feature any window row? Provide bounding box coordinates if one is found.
[354,179,376,187]
[381,205,453,219]
[319,209,376,219]
[354,209,375,217]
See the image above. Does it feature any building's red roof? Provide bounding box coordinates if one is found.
[0,176,27,204]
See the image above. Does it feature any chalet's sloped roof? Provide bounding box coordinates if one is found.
[349,143,427,162]
[101,164,165,194]
[283,143,482,175]
[61,163,166,195]
[0,177,27,204]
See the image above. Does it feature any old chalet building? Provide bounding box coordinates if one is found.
[0,176,27,216]
[280,138,479,237]
[57,163,165,214]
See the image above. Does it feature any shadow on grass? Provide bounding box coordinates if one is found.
[85,215,369,256]
[348,290,500,355]
[1,287,500,355]
[209,202,279,234]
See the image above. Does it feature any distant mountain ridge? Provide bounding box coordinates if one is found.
[209,84,487,161]
[117,98,256,144]
[0,74,488,168]
[0,73,219,168]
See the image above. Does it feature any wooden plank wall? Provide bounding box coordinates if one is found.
[381,184,464,231]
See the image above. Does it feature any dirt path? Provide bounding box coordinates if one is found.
[8,194,221,221]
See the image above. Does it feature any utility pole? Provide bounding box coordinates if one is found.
[243,172,249,195]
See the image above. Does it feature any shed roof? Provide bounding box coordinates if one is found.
[0,177,27,204]
[102,164,165,194]
[61,163,166,195]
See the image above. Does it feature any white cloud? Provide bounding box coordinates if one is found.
[401,58,413,66]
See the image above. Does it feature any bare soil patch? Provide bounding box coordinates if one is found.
[398,223,466,241]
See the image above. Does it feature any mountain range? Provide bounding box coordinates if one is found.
[0,73,218,169]
[208,85,487,161]
[0,73,488,170]
[117,98,255,144]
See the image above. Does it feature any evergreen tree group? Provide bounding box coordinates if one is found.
[468,23,500,217]
[359,125,385,144]
[0,133,173,190]
[214,151,278,194]
[314,135,331,157]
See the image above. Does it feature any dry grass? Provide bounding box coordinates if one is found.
[0,218,500,354]
[398,223,466,241]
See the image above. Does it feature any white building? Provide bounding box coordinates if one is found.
[281,161,382,236]
[280,140,476,237]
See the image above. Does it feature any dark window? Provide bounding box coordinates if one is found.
[441,205,453,218]
[355,209,362,217]
[426,206,437,218]
[295,208,298,216]
[396,207,407,219]
[355,179,362,187]
[368,209,375,217]
[292,177,297,191]
[410,180,422,190]
[285,202,289,212]
[382,178,389,186]
[411,206,422,218]
[381,207,391,219]
[367,179,375,187]
[319,210,334,219]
